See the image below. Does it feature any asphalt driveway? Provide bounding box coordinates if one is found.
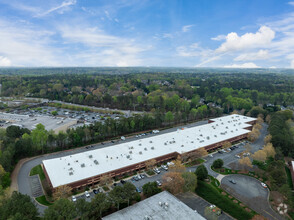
[221,175,283,220]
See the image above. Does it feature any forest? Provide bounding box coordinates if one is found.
[1,71,294,113]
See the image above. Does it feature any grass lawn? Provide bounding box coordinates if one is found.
[196,180,255,220]
[185,158,205,167]
[103,186,110,191]
[212,167,234,175]
[285,166,293,189]
[146,170,155,176]
[30,164,46,181]
[35,195,53,206]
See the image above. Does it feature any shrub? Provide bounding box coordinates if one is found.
[212,159,224,169]
[196,181,254,219]
[195,165,208,180]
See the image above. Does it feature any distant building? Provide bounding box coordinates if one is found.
[290,161,294,188]
[102,191,206,220]
[42,114,256,190]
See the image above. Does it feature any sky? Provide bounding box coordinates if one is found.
[0,0,294,68]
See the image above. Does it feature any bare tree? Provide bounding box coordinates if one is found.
[162,172,185,195]
[239,157,252,171]
[145,159,156,170]
[100,174,112,186]
[252,150,267,162]
[53,185,72,201]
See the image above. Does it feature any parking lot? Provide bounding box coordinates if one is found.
[221,175,282,220]
[176,192,234,220]
[0,105,126,132]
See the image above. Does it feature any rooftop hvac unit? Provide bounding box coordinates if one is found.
[126,155,130,159]
[144,147,147,151]
[164,142,167,145]
[207,136,210,140]
[89,155,93,158]
[69,172,73,176]
[81,163,85,168]
[139,143,142,146]
[151,147,155,150]
[214,135,217,137]
[181,145,184,147]
[129,151,132,154]
[94,160,99,165]
[139,151,142,155]
[149,141,152,143]
[67,163,70,165]
[75,160,78,162]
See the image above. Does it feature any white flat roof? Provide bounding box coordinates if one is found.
[103,191,205,220]
[43,114,256,188]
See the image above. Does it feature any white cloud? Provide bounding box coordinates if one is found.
[224,62,260,68]
[234,50,270,61]
[58,25,148,66]
[35,0,76,17]
[291,60,294,68]
[182,25,194,33]
[211,35,226,41]
[216,26,275,53]
[0,19,60,66]
[0,56,11,66]
[288,2,294,6]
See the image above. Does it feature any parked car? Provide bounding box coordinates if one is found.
[261,182,267,188]
[161,165,168,171]
[111,140,115,143]
[235,155,240,158]
[137,175,142,180]
[229,179,236,184]
[140,174,145,179]
[93,189,100,194]
[85,191,90,198]
[209,154,213,158]
[154,168,161,174]
[121,136,126,140]
[136,187,141,193]
[167,162,174,167]
[218,151,223,154]
[72,196,77,202]
[156,180,162,186]
[101,142,104,145]
[120,180,126,184]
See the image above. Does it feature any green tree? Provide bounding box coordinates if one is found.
[195,165,208,180]
[142,182,162,197]
[0,191,39,220]
[165,111,174,125]
[182,172,197,192]
[44,198,77,220]
[51,111,58,116]
[108,186,125,210]
[90,193,111,218]
[31,124,48,153]
[122,182,136,206]
[212,159,224,169]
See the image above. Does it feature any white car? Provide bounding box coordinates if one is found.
[154,168,161,174]
[85,191,90,198]
[261,182,267,188]
[72,196,77,202]
[121,136,125,140]
[161,165,168,171]
[209,154,213,158]
[235,155,240,158]
[156,180,162,186]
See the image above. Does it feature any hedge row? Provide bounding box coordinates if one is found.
[195,181,254,220]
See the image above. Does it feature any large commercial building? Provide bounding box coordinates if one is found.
[42,114,256,190]
[102,191,206,220]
